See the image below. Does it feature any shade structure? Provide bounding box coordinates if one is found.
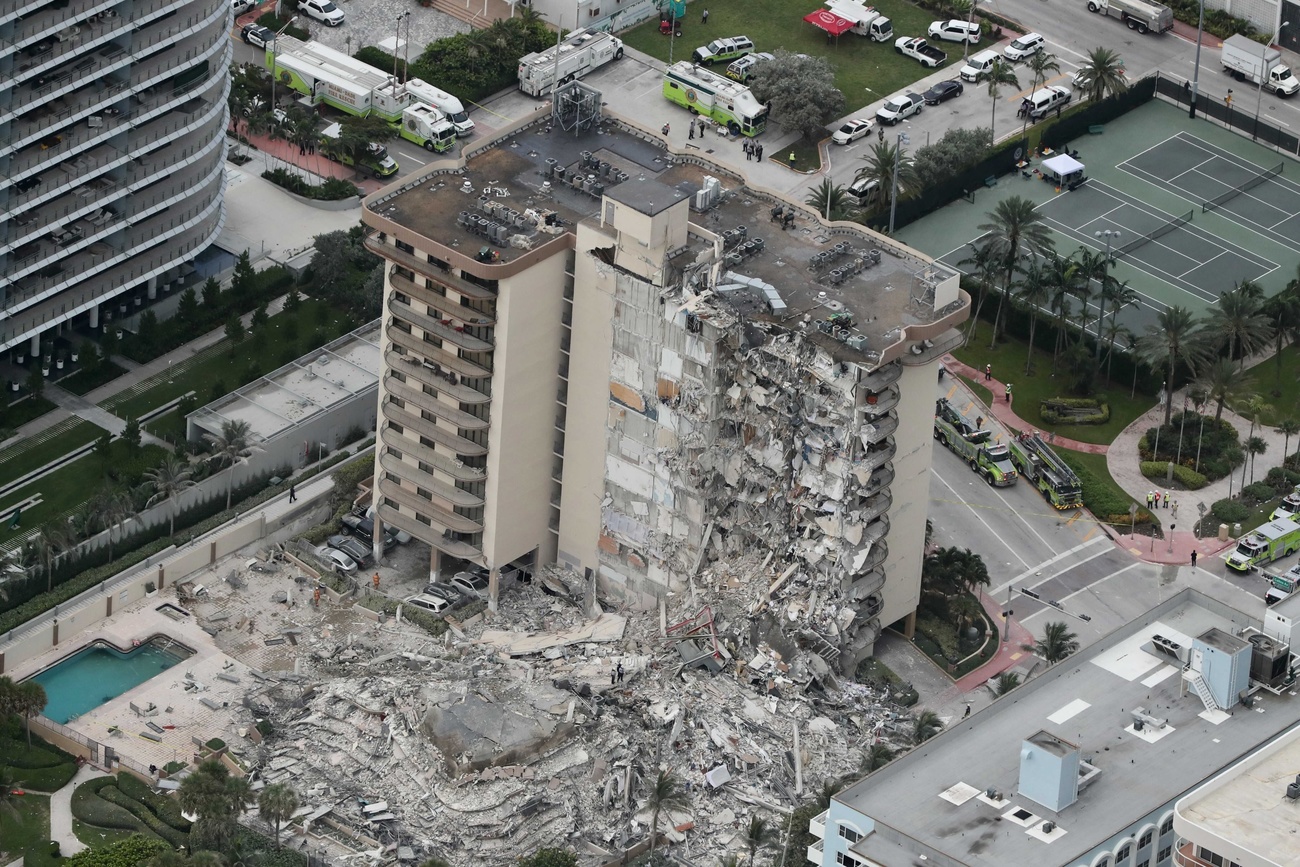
[804,9,855,36]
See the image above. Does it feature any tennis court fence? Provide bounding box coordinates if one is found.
[1112,209,1194,260]
[1202,162,1284,213]
[1155,74,1300,157]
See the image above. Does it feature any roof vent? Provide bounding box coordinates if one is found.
[1287,775,1300,800]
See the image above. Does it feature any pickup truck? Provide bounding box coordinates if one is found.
[894,37,947,67]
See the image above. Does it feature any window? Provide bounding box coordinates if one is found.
[1159,817,1173,835]
[395,240,414,254]
[837,826,862,844]
[1136,860,1148,867]
[1139,831,1153,848]
[835,853,861,867]
[1157,846,1171,862]
[1117,844,1131,862]
[1196,849,1223,867]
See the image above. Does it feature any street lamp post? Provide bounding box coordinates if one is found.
[1254,22,1289,139]
[964,0,980,64]
[888,131,910,235]
[268,17,299,116]
[1093,229,1120,361]
[1189,0,1205,118]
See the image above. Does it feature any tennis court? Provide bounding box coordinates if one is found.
[1119,131,1300,253]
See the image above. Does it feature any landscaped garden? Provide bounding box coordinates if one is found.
[908,546,1001,678]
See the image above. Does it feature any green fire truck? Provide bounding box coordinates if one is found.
[1007,432,1083,509]
[1226,517,1300,572]
[933,399,1018,486]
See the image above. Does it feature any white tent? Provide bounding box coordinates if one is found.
[1041,153,1085,184]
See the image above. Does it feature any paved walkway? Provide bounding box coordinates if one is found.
[942,355,1109,454]
[43,386,169,450]
[48,764,109,857]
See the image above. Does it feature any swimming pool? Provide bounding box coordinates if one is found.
[29,638,193,724]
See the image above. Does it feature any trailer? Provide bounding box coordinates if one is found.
[267,37,409,122]
[399,104,457,153]
[824,0,893,40]
[404,79,475,137]
[933,399,1018,486]
[1085,0,1173,34]
[1221,34,1299,96]
[1226,518,1300,572]
[1007,432,1082,509]
[662,62,769,137]
[518,29,624,97]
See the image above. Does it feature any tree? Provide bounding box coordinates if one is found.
[251,302,270,331]
[993,672,1021,696]
[335,114,399,166]
[854,140,920,222]
[224,316,246,349]
[1136,305,1208,425]
[1022,51,1061,138]
[645,769,688,855]
[912,710,942,743]
[79,340,101,373]
[178,760,253,852]
[258,783,299,849]
[976,196,1055,347]
[1262,281,1300,391]
[516,848,579,867]
[984,58,1019,143]
[1027,622,1079,663]
[36,521,74,592]
[0,766,23,822]
[122,417,142,452]
[175,287,199,326]
[747,50,845,141]
[861,743,895,772]
[231,250,256,302]
[143,457,196,537]
[101,487,136,562]
[201,276,221,312]
[15,679,46,747]
[1194,359,1255,423]
[1016,258,1052,374]
[26,366,43,398]
[1077,46,1128,103]
[1281,419,1300,458]
[1246,435,1268,484]
[911,127,992,188]
[922,547,990,596]
[805,179,856,222]
[284,285,302,312]
[205,419,261,510]
[959,243,1000,341]
[136,310,160,356]
[742,815,778,866]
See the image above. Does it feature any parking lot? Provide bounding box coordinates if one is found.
[288,0,469,57]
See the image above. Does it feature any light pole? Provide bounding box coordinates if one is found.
[888,130,910,235]
[1254,22,1289,140]
[268,16,299,116]
[1189,0,1204,118]
[1093,229,1119,361]
[964,0,980,64]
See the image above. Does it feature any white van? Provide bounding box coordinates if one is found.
[848,177,881,206]
[405,78,475,137]
[928,20,981,44]
[960,49,1000,82]
[1024,85,1072,118]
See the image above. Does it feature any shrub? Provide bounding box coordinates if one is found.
[1060,451,1153,525]
[98,784,190,847]
[1212,499,1251,523]
[64,834,168,867]
[116,774,191,832]
[1140,462,1208,490]
[1140,414,1240,481]
[254,12,308,41]
[261,169,359,202]
[1243,482,1277,505]
[1040,397,1110,426]
[1266,466,1300,494]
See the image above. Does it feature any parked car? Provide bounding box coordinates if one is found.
[847,177,880,206]
[326,535,370,567]
[317,546,358,573]
[233,0,258,14]
[692,35,754,65]
[923,79,964,105]
[365,506,411,543]
[1003,32,1045,62]
[241,24,276,48]
[451,571,491,599]
[832,118,874,145]
[404,594,452,615]
[876,92,924,125]
[423,582,461,602]
[299,0,345,26]
[927,19,981,43]
[341,514,398,552]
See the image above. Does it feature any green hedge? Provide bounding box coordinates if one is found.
[262,169,359,202]
[65,835,168,867]
[1140,461,1208,490]
[1212,499,1251,523]
[1060,451,1153,525]
[1041,398,1110,426]
[115,773,191,832]
[71,778,149,835]
[98,785,188,847]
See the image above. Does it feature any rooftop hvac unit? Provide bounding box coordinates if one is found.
[846,335,868,351]
[554,165,567,180]
[1042,822,1056,833]
[1289,775,1300,800]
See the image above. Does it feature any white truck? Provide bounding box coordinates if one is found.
[1085,0,1173,35]
[825,0,893,41]
[517,28,624,97]
[895,36,947,67]
[404,79,475,137]
[1222,34,1299,97]
[399,104,457,152]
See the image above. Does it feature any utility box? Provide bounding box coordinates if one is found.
[1018,731,1080,813]
[1194,628,1251,710]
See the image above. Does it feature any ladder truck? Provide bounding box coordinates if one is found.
[1008,432,1083,509]
[933,399,1018,486]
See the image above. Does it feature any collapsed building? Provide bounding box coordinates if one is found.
[361,85,969,673]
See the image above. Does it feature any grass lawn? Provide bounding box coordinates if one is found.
[144,407,187,444]
[953,320,1157,444]
[1058,448,1156,527]
[621,0,952,115]
[0,792,53,867]
[780,136,824,173]
[74,819,154,848]
[1235,345,1300,429]
[2,395,56,431]
[56,361,128,397]
[0,420,103,491]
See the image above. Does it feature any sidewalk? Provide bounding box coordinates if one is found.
[942,355,1109,454]
[47,764,109,857]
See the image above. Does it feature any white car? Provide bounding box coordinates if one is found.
[832,118,874,145]
[317,546,358,573]
[299,0,345,26]
[1003,32,1045,62]
[404,594,452,615]
[451,572,491,599]
[927,20,981,44]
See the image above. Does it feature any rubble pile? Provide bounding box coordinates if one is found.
[204,561,926,866]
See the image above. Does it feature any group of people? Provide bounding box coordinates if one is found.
[1146,490,1178,513]
[743,139,764,161]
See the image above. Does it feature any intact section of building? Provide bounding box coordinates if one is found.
[360,92,966,663]
[811,590,1300,867]
[1,0,231,355]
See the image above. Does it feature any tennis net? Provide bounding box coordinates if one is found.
[1111,210,1193,260]
[1202,162,1284,213]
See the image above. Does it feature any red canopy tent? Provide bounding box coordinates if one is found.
[803,9,855,39]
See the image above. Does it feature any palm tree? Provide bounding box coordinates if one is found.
[1077,46,1128,102]
[1262,282,1300,390]
[1100,278,1138,368]
[36,521,75,592]
[0,767,23,822]
[976,196,1055,347]
[1246,436,1268,484]
[805,179,856,222]
[861,743,895,772]
[854,140,919,221]
[1102,319,1131,382]
[645,769,688,855]
[743,816,778,866]
[1016,258,1052,374]
[1210,281,1274,368]
[993,672,1021,696]
[1027,622,1079,663]
[1194,359,1255,423]
[1136,305,1208,426]
[1022,51,1061,138]
[258,783,299,849]
[912,710,942,743]
[959,243,1000,341]
[15,679,46,747]
[1044,253,1081,367]
[815,779,844,809]
[143,457,197,537]
[101,487,136,562]
[1280,419,1300,460]
[205,420,260,510]
[179,760,252,853]
[984,58,1019,143]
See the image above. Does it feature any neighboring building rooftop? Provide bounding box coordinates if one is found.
[837,591,1300,867]
[364,113,963,365]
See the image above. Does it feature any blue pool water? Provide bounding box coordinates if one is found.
[30,640,191,723]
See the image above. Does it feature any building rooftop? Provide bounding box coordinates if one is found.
[364,112,965,366]
[838,591,1300,867]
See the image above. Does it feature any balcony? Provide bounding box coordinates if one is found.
[379,453,484,508]
[850,570,885,602]
[391,271,495,326]
[862,464,894,497]
[859,362,902,393]
[860,386,900,418]
[858,412,899,445]
[386,325,491,380]
[382,406,487,458]
[858,492,892,527]
[857,441,896,474]
[379,426,486,483]
[376,503,482,560]
[384,376,489,430]
[862,541,887,573]
[806,839,823,865]
[810,810,827,839]
[378,477,483,533]
[385,350,490,404]
[391,299,493,352]
[366,238,496,300]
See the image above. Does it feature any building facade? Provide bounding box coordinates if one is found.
[1,0,230,357]
[360,103,966,663]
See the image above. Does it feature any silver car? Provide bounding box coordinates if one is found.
[404,594,451,615]
[316,546,358,573]
[326,535,370,567]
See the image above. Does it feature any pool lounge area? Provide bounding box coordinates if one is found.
[28,636,194,724]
